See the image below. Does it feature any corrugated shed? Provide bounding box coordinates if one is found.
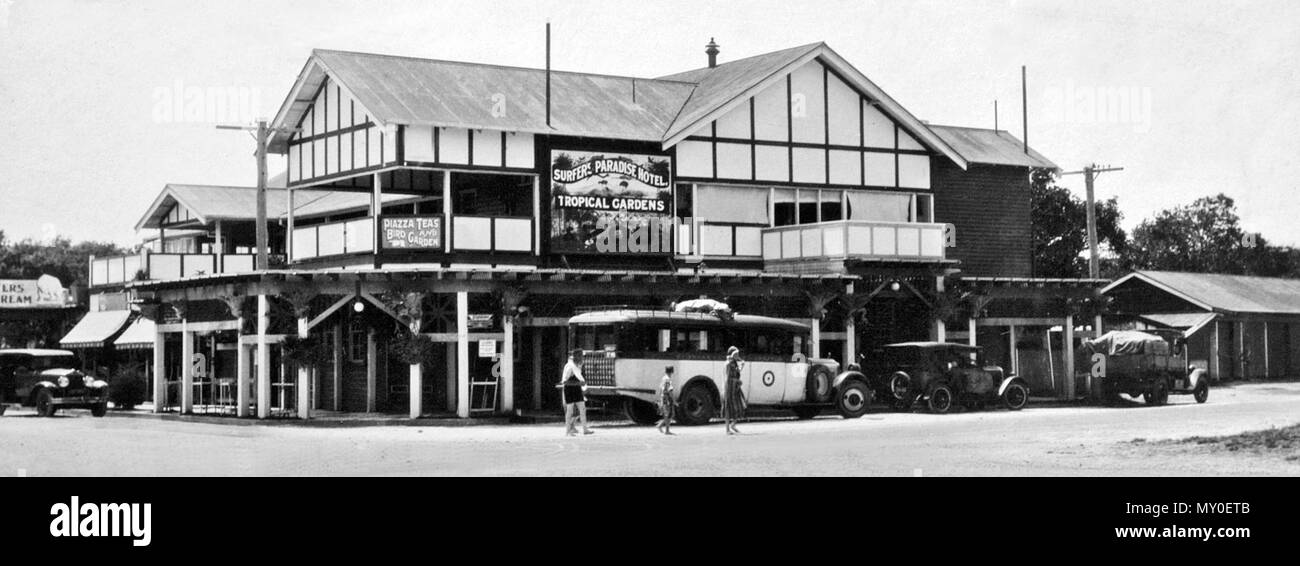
[314,50,697,141]
[1119,271,1300,315]
[929,125,1057,169]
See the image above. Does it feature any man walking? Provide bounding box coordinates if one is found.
[561,349,593,436]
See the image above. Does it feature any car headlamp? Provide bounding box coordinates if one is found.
[84,375,95,387]
[57,376,70,388]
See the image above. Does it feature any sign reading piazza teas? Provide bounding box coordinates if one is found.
[549,150,673,254]
[382,216,442,250]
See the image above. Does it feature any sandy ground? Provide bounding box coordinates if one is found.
[2,382,1299,476]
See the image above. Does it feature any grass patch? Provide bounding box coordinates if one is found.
[1176,424,1300,460]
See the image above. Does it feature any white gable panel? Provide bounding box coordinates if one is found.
[863,101,894,148]
[715,103,751,139]
[473,130,503,167]
[792,147,826,184]
[829,149,861,185]
[827,72,861,146]
[440,127,469,165]
[898,129,925,151]
[790,62,826,144]
[754,145,789,181]
[405,126,435,162]
[864,152,896,187]
[715,143,752,180]
[676,141,713,178]
[311,88,325,136]
[899,154,931,189]
[753,79,788,141]
[505,133,535,169]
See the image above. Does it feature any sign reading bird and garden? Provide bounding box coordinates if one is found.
[549,150,674,255]
[381,216,443,250]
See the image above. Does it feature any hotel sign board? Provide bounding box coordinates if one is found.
[382,216,442,250]
[0,276,70,309]
[549,150,674,255]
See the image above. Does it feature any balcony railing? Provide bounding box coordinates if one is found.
[761,220,948,263]
[89,251,261,287]
[450,215,533,253]
[292,217,375,261]
[291,214,535,263]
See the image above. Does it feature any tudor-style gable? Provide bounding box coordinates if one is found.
[670,57,939,191]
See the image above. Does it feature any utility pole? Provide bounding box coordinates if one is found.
[217,120,299,270]
[1061,164,1124,278]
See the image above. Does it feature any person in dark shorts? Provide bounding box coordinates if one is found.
[657,366,675,435]
[723,346,746,435]
[561,349,592,436]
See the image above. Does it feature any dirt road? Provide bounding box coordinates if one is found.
[3,382,1298,476]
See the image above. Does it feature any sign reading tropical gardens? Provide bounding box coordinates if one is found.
[0,275,71,309]
[382,216,443,250]
[549,150,673,254]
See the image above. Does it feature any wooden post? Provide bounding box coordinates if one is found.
[532,329,543,411]
[809,318,821,358]
[1064,314,1076,401]
[532,176,541,256]
[1264,321,1271,379]
[180,321,193,414]
[333,320,343,411]
[843,282,856,366]
[236,339,249,418]
[297,317,311,420]
[256,294,271,419]
[152,328,166,413]
[215,220,225,273]
[372,172,384,267]
[366,328,377,413]
[443,172,454,251]
[968,317,977,347]
[1237,320,1246,379]
[457,291,470,418]
[409,362,422,419]
[286,189,295,263]
[1008,325,1019,375]
[445,342,456,413]
[933,276,947,342]
[1210,320,1221,381]
[502,314,515,414]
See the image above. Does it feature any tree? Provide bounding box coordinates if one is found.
[0,236,128,286]
[1124,194,1297,276]
[1030,168,1128,278]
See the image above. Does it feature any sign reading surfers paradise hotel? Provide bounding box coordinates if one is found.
[550,150,673,254]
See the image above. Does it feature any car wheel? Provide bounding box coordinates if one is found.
[1193,380,1209,404]
[676,383,715,426]
[791,406,821,420]
[889,371,912,400]
[1002,382,1029,411]
[1144,380,1169,406]
[35,389,57,417]
[91,403,108,418]
[836,380,872,419]
[927,384,954,414]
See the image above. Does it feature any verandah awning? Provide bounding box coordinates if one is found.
[59,310,132,349]
[112,316,158,350]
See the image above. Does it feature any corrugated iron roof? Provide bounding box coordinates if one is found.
[929,125,1057,169]
[1105,271,1300,315]
[313,49,697,141]
[135,184,418,230]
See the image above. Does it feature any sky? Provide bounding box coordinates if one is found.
[1,0,1298,246]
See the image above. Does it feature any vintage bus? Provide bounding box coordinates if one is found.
[568,308,873,425]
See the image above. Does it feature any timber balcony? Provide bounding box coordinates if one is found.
[290,213,535,263]
[89,250,264,288]
[681,219,951,271]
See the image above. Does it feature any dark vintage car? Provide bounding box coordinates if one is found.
[0,349,109,417]
[863,342,1030,414]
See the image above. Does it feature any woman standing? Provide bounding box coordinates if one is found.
[561,349,593,436]
[722,346,746,435]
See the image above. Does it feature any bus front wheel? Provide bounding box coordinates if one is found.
[676,383,716,426]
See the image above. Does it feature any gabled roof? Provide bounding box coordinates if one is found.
[1102,271,1300,316]
[134,184,419,231]
[658,43,968,169]
[269,43,970,169]
[271,49,697,150]
[929,125,1057,170]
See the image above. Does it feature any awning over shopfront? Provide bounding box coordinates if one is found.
[59,310,132,349]
[112,316,157,350]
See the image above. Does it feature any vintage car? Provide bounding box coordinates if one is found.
[1083,330,1208,406]
[863,342,1029,414]
[0,349,110,417]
